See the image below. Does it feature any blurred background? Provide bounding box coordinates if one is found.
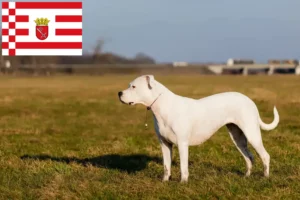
[0,0,299,75]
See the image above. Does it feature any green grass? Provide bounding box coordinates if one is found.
[0,75,299,200]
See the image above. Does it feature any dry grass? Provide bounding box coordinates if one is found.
[0,75,299,199]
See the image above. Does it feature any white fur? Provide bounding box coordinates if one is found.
[119,75,279,182]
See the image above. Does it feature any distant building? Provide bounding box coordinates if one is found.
[173,62,188,67]
[268,59,281,65]
[268,59,298,65]
[282,59,298,65]
[227,58,255,66]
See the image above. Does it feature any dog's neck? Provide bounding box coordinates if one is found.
[148,80,174,116]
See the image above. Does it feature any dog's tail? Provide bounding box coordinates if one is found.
[259,106,279,131]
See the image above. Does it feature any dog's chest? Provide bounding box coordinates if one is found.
[153,114,177,144]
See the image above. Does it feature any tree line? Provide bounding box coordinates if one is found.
[0,38,156,67]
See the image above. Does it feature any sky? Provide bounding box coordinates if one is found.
[83,0,300,63]
[3,0,300,63]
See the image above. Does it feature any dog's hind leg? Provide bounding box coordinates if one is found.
[226,123,254,176]
[239,123,270,177]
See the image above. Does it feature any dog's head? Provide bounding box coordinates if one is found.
[118,75,157,106]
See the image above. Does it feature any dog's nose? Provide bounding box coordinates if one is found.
[118,91,123,97]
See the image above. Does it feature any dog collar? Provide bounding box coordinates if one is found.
[147,93,162,110]
[144,93,162,129]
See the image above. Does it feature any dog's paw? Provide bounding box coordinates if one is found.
[245,171,251,177]
[162,175,170,182]
[180,179,188,183]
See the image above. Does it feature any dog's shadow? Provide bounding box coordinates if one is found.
[21,154,162,173]
[21,154,245,176]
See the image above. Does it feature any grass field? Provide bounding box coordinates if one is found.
[0,75,299,200]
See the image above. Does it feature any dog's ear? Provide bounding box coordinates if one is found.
[145,75,154,89]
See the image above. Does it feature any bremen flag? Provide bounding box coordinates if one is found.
[1,1,82,56]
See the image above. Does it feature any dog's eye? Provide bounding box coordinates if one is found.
[132,86,136,89]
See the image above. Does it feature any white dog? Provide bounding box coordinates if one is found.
[118,75,279,182]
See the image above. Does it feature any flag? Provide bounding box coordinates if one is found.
[1,1,82,56]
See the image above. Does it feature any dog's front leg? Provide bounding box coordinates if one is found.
[153,117,173,181]
[178,141,189,183]
[160,139,173,181]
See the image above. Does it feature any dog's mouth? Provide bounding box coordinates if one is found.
[119,98,134,106]
[119,97,126,104]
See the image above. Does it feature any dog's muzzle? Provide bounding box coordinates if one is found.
[118,91,134,105]
[118,91,126,104]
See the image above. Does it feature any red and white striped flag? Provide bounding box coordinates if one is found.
[1,1,82,56]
